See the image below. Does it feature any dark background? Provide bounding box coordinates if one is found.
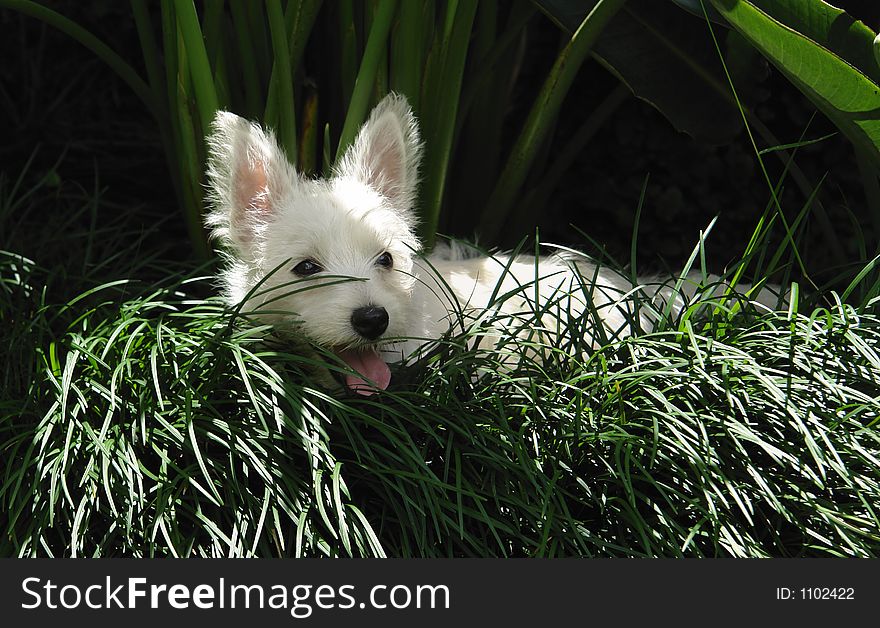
[2,1,879,286]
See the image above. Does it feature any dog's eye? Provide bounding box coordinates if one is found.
[292,259,322,276]
[376,252,393,269]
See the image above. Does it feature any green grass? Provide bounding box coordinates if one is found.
[2,164,879,557]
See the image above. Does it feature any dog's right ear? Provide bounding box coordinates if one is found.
[205,111,295,255]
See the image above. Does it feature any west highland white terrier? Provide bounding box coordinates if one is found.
[206,93,771,395]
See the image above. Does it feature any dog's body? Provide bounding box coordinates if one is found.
[206,94,772,395]
[399,245,637,356]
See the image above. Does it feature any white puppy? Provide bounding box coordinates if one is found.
[206,94,764,395]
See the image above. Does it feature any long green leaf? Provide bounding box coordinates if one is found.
[538,0,751,144]
[709,0,880,171]
[287,0,324,75]
[391,0,425,112]
[479,0,628,242]
[173,0,219,131]
[335,0,399,161]
[202,0,229,106]
[419,0,479,248]
[746,0,880,84]
[229,0,264,119]
[337,0,359,126]
[159,1,209,260]
[130,0,164,101]
[266,0,297,163]
[264,0,323,135]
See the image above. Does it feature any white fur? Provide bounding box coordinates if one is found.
[206,96,420,351]
[205,94,778,393]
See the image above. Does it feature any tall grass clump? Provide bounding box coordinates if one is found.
[3,212,879,555]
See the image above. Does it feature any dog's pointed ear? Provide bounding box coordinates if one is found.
[205,111,295,254]
[335,93,422,212]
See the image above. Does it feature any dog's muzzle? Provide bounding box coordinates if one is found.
[351,306,389,340]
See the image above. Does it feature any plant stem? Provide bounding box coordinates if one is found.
[336,0,399,162]
[266,0,298,163]
[173,0,219,130]
[419,0,479,249]
[479,0,628,243]
[230,0,263,119]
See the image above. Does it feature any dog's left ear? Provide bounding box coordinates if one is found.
[335,93,422,212]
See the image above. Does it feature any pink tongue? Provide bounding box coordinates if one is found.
[337,348,391,396]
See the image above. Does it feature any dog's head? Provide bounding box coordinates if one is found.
[206,94,422,394]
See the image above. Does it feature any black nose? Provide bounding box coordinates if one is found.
[351,306,389,340]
